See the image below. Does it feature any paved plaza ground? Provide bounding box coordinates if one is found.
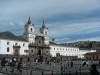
[0,60,100,75]
[0,73,6,75]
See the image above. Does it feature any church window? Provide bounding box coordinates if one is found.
[46,51,48,53]
[31,28,32,32]
[39,41,41,44]
[45,32,47,35]
[24,50,28,53]
[31,50,33,53]
[23,43,25,46]
[7,42,10,45]
[15,43,18,45]
[7,47,10,52]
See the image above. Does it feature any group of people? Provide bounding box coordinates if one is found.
[0,57,23,74]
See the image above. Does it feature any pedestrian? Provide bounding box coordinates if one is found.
[17,58,23,75]
[10,57,17,73]
[90,64,99,75]
[86,61,89,67]
[36,59,38,65]
[70,61,73,68]
[0,57,7,72]
[99,61,100,68]
[27,57,30,62]
[75,71,78,75]
[82,61,86,67]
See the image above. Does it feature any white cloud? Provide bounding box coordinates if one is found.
[0,0,100,19]
[0,0,100,42]
[74,37,100,42]
[48,21,100,38]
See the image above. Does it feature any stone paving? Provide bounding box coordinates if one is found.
[0,60,99,75]
[0,73,7,75]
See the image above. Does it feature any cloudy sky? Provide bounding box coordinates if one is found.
[0,0,100,43]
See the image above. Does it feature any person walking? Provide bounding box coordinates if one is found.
[17,58,23,75]
[0,57,7,72]
[70,61,73,68]
[90,64,99,75]
[10,57,17,73]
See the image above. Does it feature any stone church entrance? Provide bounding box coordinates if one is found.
[29,36,50,62]
[14,49,19,56]
[37,49,43,62]
[38,50,41,56]
[13,46,21,56]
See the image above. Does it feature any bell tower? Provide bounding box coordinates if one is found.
[23,17,35,43]
[40,19,48,35]
[40,19,49,45]
[25,17,35,33]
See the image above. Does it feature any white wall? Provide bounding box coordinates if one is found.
[0,39,29,55]
[49,44,96,58]
[50,44,79,57]
[77,50,96,58]
[0,38,96,58]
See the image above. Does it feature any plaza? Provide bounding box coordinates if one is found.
[0,57,100,75]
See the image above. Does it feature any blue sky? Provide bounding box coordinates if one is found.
[0,0,100,43]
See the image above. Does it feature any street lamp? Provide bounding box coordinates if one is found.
[60,63,63,75]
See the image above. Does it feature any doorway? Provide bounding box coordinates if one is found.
[13,49,20,56]
[38,50,41,56]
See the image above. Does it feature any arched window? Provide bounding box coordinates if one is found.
[7,42,10,45]
[31,50,33,53]
[7,47,10,52]
[45,32,47,35]
[23,43,25,46]
[31,28,32,32]
[15,43,18,45]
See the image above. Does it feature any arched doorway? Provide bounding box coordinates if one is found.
[38,50,41,56]
[38,49,43,62]
[13,46,20,56]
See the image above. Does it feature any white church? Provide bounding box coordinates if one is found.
[0,17,96,58]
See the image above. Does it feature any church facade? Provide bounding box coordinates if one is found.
[23,17,50,61]
[0,17,96,59]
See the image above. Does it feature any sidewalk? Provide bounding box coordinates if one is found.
[0,73,7,75]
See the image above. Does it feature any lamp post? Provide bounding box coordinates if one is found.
[60,63,63,75]
[60,56,63,75]
[79,57,82,75]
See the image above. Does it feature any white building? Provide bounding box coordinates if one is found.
[49,42,96,58]
[0,39,28,55]
[0,32,29,55]
[0,17,96,58]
